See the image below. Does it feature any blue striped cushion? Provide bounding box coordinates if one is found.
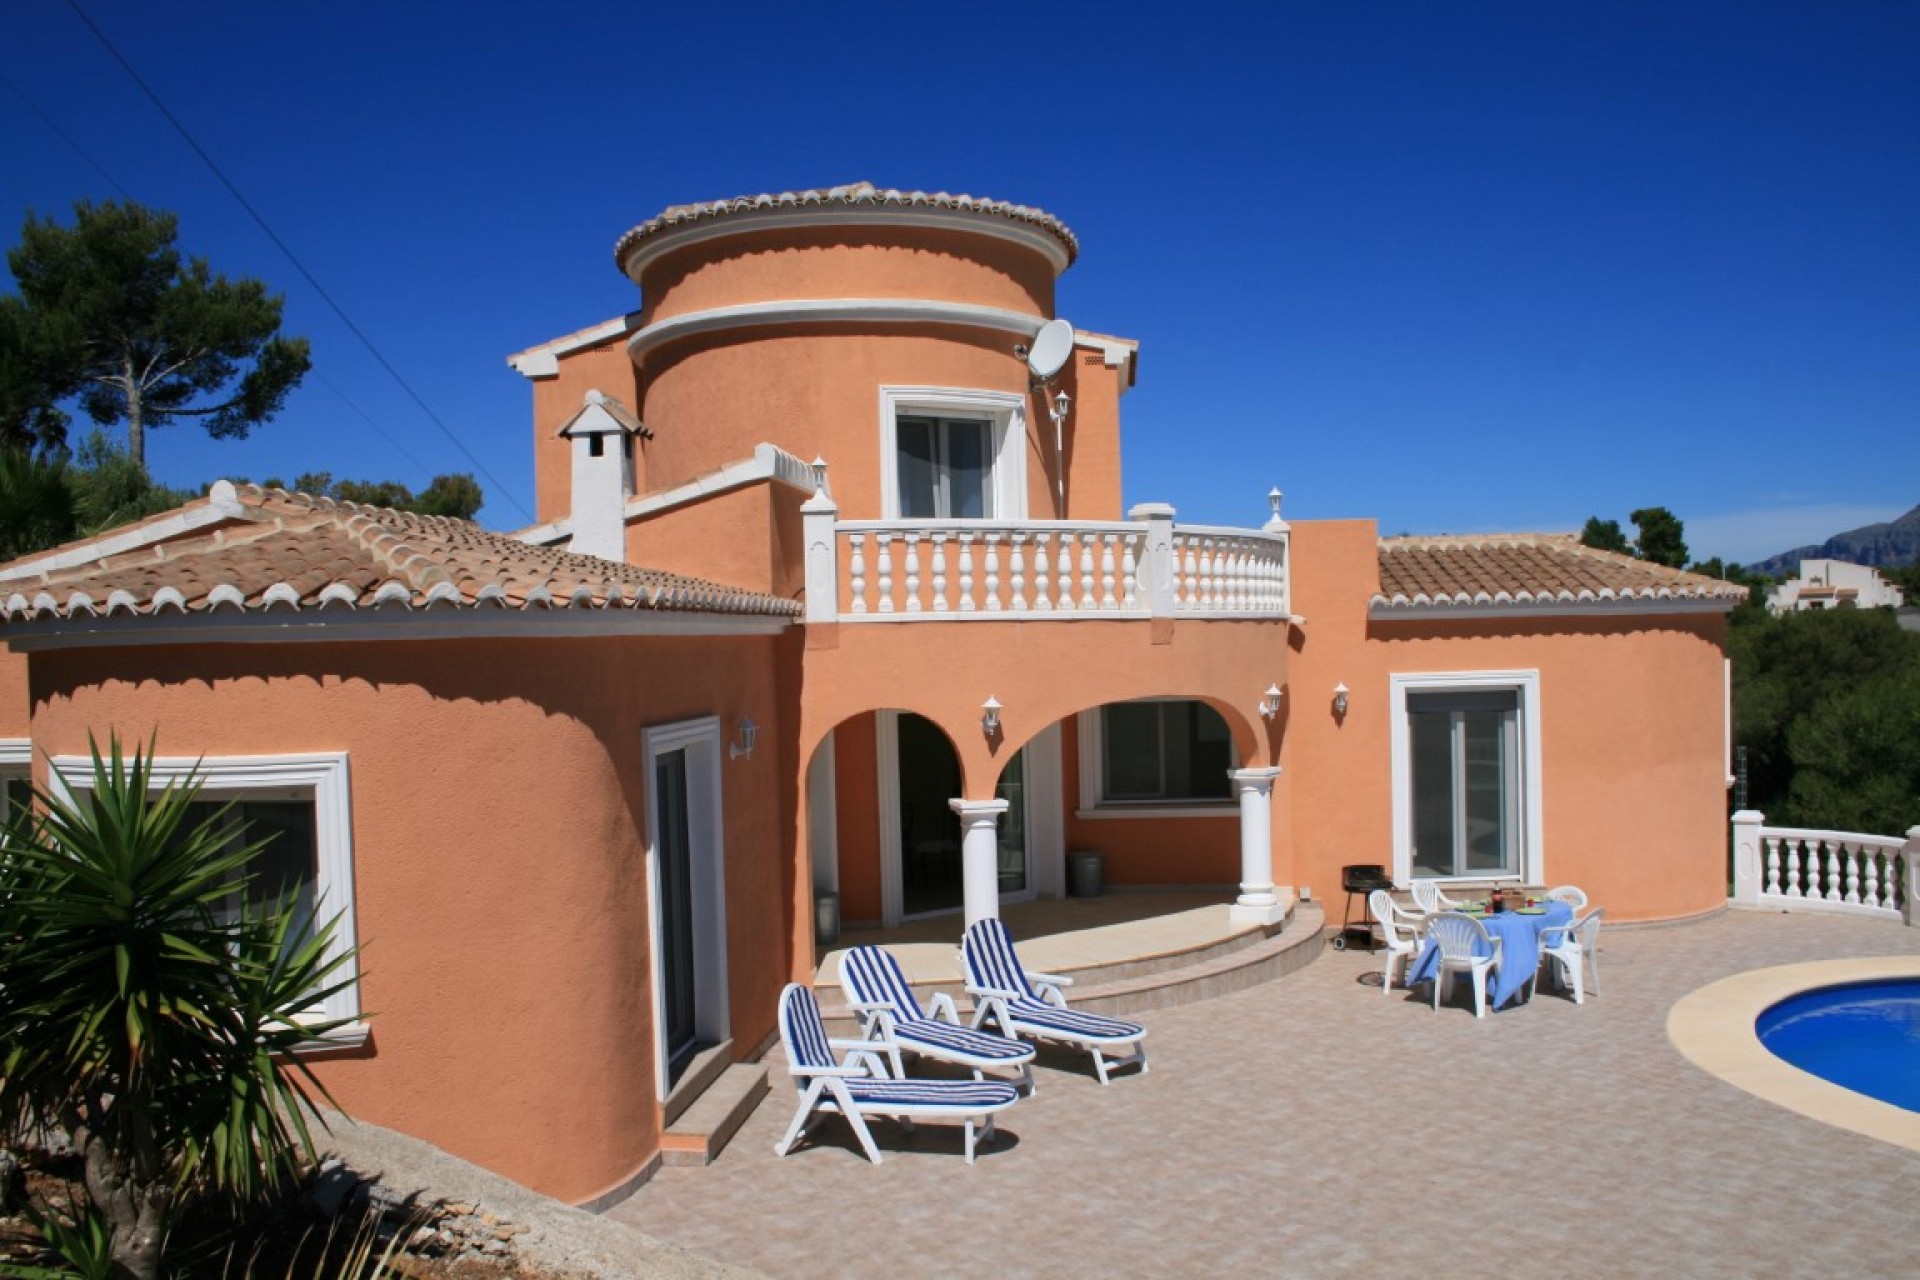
[895,1020,1034,1061]
[842,946,927,1019]
[1005,997,1144,1044]
[781,985,837,1069]
[843,1079,1019,1109]
[962,920,1039,1001]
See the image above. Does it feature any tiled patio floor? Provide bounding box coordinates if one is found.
[610,909,1920,1278]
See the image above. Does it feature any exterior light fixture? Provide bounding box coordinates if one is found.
[1332,683,1350,718]
[981,696,1003,738]
[729,716,759,761]
[1052,389,1072,422]
[1259,684,1284,720]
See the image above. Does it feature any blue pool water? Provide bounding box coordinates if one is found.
[1756,979,1920,1113]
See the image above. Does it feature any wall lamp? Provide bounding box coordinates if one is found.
[729,716,759,761]
[1332,683,1350,718]
[1258,684,1284,720]
[981,696,1003,738]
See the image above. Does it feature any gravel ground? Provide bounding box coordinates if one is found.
[312,1113,757,1279]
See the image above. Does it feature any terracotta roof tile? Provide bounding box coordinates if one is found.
[1373,533,1747,611]
[613,181,1079,270]
[0,483,800,625]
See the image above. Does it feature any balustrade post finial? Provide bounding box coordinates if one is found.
[1264,487,1289,534]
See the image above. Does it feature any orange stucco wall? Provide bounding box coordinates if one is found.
[624,477,807,599]
[636,329,1098,521]
[25,631,798,1205]
[1282,519,1733,922]
[634,224,1057,325]
[0,647,28,739]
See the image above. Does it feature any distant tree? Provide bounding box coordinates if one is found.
[4,200,310,468]
[1731,607,1920,829]
[1882,561,1920,604]
[1686,557,1770,612]
[1579,517,1631,555]
[66,431,194,532]
[1629,506,1689,568]
[0,298,75,455]
[265,469,484,520]
[0,449,76,560]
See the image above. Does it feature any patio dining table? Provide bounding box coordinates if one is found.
[1405,900,1574,1010]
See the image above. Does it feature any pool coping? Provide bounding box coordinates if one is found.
[1668,955,1920,1155]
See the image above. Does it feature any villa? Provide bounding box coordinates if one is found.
[0,182,1747,1205]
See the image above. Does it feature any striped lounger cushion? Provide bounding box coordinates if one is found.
[1003,998,1143,1044]
[842,1078,1019,1111]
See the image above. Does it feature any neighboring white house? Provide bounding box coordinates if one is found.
[1767,559,1907,614]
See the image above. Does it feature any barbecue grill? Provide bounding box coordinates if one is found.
[1332,863,1396,952]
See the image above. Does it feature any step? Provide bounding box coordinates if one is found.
[660,1063,769,1167]
[816,902,1325,1033]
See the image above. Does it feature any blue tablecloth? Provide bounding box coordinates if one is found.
[1405,901,1574,1010]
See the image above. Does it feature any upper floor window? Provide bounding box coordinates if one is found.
[898,415,991,518]
[879,387,1027,521]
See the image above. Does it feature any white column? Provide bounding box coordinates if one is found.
[1904,826,1920,929]
[1730,809,1765,908]
[1128,502,1177,617]
[951,798,1011,927]
[800,459,840,624]
[1230,766,1285,925]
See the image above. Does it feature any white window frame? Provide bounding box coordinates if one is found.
[0,739,30,825]
[48,750,363,1040]
[1389,671,1544,886]
[641,716,729,1100]
[879,386,1028,521]
[1075,701,1240,820]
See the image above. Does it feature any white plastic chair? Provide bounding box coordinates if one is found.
[1426,912,1503,1018]
[1368,888,1423,997]
[1540,907,1604,1003]
[1409,879,1464,918]
[961,919,1148,1084]
[838,945,1036,1090]
[1544,884,1589,913]
[773,984,1020,1165]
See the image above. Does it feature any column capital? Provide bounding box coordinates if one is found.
[950,798,1012,821]
[1229,765,1284,793]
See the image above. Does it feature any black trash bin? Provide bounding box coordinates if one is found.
[1069,851,1106,898]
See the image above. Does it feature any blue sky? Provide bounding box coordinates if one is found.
[7,1,1916,564]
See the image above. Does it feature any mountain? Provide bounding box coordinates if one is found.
[1746,504,1920,576]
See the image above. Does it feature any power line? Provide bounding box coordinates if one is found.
[7,69,459,493]
[61,0,533,523]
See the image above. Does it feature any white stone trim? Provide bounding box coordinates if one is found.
[1387,671,1545,887]
[505,314,641,380]
[1724,657,1736,788]
[627,299,1046,367]
[48,750,363,1039]
[618,205,1072,280]
[878,386,1029,521]
[807,733,839,898]
[641,716,729,1099]
[0,483,249,583]
[0,739,29,769]
[875,711,903,928]
[1023,723,1066,900]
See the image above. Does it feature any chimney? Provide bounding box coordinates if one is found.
[558,390,643,562]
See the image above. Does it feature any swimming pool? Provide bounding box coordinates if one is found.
[1757,979,1920,1113]
[1668,956,1920,1156]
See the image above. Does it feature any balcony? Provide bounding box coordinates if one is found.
[802,495,1290,623]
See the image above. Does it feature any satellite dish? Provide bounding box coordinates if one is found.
[1026,318,1074,382]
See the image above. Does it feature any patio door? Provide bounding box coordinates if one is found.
[655,747,698,1083]
[1408,690,1521,878]
[644,718,728,1096]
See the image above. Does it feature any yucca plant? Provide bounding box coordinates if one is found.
[0,735,362,1280]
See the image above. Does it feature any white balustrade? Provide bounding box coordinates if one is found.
[1731,811,1916,924]
[825,516,1288,622]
